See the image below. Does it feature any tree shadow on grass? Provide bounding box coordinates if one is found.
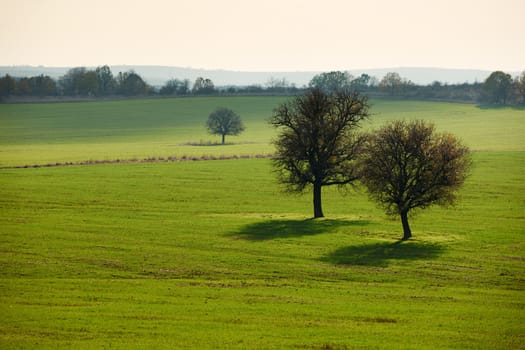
[232,218,370,241]
[180,141,264,147]
[181,141,235,147]
[322,240,444,267]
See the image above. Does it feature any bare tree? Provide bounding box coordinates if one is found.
[379,72,403,96]
[206,108,244,144]
[359,120,471,240]
[271,88,370,218]
[308,71,354,95]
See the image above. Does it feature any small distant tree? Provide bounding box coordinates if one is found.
[95,65,115,96]
[59,67,94,95]
[379,72,403,96]
[309,71,354,95]
[350,74,371,92]
[359,120,471,240]
[160,79,190,95]
[0,74,16,97]
[193,77,215,95]
[26,75,57,96]
[79,70,99,96]
[266,77,292,93]
[59,67,80,95]
[400,78,415,95]
[481,71,513,105]
[206,107,244,144]
[271,88,370,218]
[116,71,149,96]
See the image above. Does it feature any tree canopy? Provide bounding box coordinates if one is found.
[308,71,354,95]
[379,72,402,95]
[116,71,149,96]
[95,65,116,95]
[359,120,471,240]
[481,71,513,105]
[159,79,190,95]
[59,67,99,96]
[193,77,215,95]
[271,88,370,218]
[206,107,245,144]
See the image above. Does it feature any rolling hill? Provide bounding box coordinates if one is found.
[0,65,514,87]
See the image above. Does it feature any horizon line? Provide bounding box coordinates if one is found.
[0,64,522,73]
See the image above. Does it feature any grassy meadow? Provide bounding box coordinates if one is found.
[1,97,524,167]
[1,97,524,349]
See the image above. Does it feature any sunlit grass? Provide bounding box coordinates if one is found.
[1,153,524,349]
[0,97,524,348]
[1,97,524,167]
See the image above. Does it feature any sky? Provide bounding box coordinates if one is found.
[1,0,524,72]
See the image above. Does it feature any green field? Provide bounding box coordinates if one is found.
[1,97,524,349]
[1,97,524,167]
[0,97,288,167]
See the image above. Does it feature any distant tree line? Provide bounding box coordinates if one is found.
[1,66,524,105]
[308,70,525,105]
[0,65,153,98]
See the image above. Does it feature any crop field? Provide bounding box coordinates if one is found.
[0,97,524,349]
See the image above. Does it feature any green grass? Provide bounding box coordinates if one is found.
[0,97,288,167]
[1,97,524,348]
[1,97,524,166]
[1,154,524,349]
[368,100,525,152]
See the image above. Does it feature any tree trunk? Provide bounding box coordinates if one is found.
[400,210,412,240]
[313,181,324,218]
[221,134,225,145]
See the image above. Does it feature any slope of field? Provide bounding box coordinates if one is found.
[0,97,287,167]
[1,98,524,349]
[1,97,524,167]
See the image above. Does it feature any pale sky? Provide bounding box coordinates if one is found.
[1,0,524,72]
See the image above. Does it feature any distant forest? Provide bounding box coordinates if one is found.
[1,65,524,105]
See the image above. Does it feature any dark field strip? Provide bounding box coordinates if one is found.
[0,153,274,169]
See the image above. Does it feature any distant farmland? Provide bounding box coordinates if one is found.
[1,97,524,349]
[1,97,523,167]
